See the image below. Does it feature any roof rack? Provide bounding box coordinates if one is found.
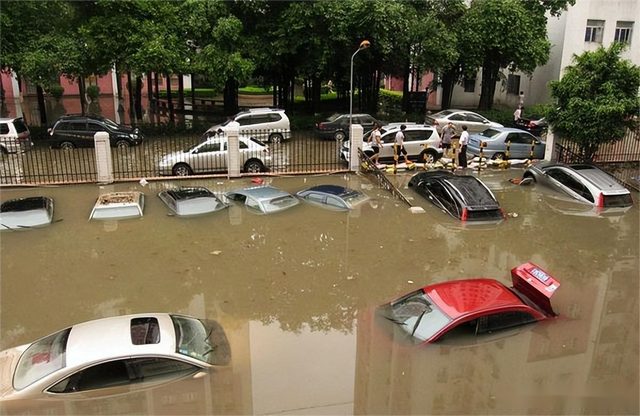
[248,107,283,112]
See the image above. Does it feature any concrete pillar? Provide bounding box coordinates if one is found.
[227,127,241,178]
[544,128,556,161]
[349,124,363,172]
[94,132,113,183]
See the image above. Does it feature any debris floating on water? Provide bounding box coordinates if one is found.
[210,250,222,255]
[139,178,148,187]
[409,206,425,214]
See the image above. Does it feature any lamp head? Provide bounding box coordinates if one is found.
[359,40,371,50]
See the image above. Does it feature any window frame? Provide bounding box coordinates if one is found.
[585,19,605,43]
[614,21,633,44]
[507,74,521,95]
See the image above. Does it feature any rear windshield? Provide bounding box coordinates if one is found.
[263,195,298,213]
[446,178,497,207]
[12,119,28,134]
[14,328,71,390]
[432,110,453,118]
[478,129,501,138]
[466,209,503,221]
[327,114,341,122]
[603,193,633,207]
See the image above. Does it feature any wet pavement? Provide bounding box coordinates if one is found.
[1,168,638,415]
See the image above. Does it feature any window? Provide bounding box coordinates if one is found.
[250,115,270,125]
[326,196,346,209]
[614,21,633,44]
[71,122,86,131]
[545,169,594,202]
[425,181,458,216]
[585,19,605,43]
[507,132,534,144]
[449,114,465,121]
[130,317,160,345]
[305,193,326,203]
[507,74,521,95]
[14,328,71,390]
[87,123,105,132]
[55,122,70,132]
[0,124,9,135]
[464,113,486,123]
[268,113,282,122]
[463,76,476,93]
[239,141,249,150]
[403,131,424,142]
[475,311,537,334]
[236,117,250,126]
[196,143,221,153]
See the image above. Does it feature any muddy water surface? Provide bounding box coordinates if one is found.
[1,169,638,415]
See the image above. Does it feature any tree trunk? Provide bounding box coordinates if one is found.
[177,74,184,110]
[440,70,456,110]
[36,85,47,125]
[115,64,123,100]
[223,77,238,115]
[272,77,277,107]
[78,77,87,115]
[146,72,153,105]
[166,73,174,123]
[126,72,135,121]
[401,60,411,113]
[0,74,5,102]
[190,73,196,109]
[154,73,159,103]
[135,76,143,120]
[478,59,499,110]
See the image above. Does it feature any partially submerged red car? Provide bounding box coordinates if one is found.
[381,263,560,343]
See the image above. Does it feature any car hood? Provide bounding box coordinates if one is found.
[0,344,28,399]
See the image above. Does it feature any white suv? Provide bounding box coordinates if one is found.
[341,124,442,163]
[205,108,291,143]
[0,118,33,156]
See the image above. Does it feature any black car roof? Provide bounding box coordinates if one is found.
[165,187,215,201]
[443,176,498,208]
[307,185,359,198]
[1,197,51,212]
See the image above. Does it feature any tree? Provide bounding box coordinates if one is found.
[546,43,640,161]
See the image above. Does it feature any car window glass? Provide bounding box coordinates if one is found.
[236,117,250,126]
[239,141,248,149]
[326,196,345,208]
[71,122,87,131]
[403,131,423,142]
[269,114,282,122]
[306,193,325,203]
[251,115,270,125]
[196,143,221,153]
[131,357,197,380]
[464,113,485,123]
[476,311,537,334]
[0,124,9,135]
[546,169,594,202]
[87,123,105,132]
[425,181,458,216]
[520,133,536,144]
[449,114,465,121]
[362,116,374,124]
[55,122,70,132]
[246,197,261,210]
[13,119,28,133]
[507,133,528,144]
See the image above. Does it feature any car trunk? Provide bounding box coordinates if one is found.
[510,263,560,317]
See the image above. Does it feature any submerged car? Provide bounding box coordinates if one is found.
[225,186,299,214]
[424,109,503,135]
[378,263,561,344]
[158,187,228,216]
[296,185,369,211]
[408,171,504,222]
[0,197,54,230]
[467,127,545,160]
[157,135,271,176]
[523,162,634,207]
[0,313,230,401]
[89,192,145,220]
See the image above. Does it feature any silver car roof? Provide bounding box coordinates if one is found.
[226,186,291,200]
[570,165,628,193]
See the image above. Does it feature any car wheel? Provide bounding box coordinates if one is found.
[60,141,76,150]
[172,163,192,176]
[333,131,346,141]
[115,140,130,149]
[244,160,264,173]
[421,150,438,163]
[269,133,283,143]
[492,152,506,161]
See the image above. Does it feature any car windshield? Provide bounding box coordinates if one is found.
[343,192,369,208]
[327,114,341,122]
[12,118,28,133]
[171,315,231,366]
[390,290,452,342]
[478,129,501,138]
[263,195,298,213]
[101,118,120,129]
[432,110,453,118]
[14,328,71,390]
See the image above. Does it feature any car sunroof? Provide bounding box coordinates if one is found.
[130,317,160,345]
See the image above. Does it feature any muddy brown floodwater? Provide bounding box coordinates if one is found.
[1,168,638,415]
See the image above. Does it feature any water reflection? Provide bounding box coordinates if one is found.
[0,171,638,414]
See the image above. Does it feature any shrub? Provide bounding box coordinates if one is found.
[86,85,100,100]
[46,84,64,101]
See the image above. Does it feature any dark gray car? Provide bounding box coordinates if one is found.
[523,162,633,207]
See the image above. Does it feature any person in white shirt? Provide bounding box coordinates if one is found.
[514,106,522,122]
[458,125,469,168]
[368,124,382,165]
[394,124,411,165]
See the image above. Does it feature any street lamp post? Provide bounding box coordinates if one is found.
[349,40,371,141]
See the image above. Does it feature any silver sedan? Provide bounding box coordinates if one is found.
[425,109,503,135]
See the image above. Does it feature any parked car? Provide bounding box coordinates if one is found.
[467,127,545,160]
[0,117,33,156]
[0,313,230,401]
[0,197,53,230]
[157,135,271,176]
[425,109,503,135]
[225,186,299,214]
[89,192,145,220]
[377,263,561,344]
[158,187,228,216]
[341,124,442,164]
[523,162,634,207]
[515,116,548,137]
[315,114,381,141]
[408,171,504,222]
[204,108,290,142]
[48,115,143,149]
[296,185,369,211]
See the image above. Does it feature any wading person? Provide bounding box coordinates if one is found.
[394,124,411,166]
[369,124,382,165]
[441,121,456,157]
[458,125,469,169]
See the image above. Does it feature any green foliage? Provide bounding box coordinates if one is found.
[46,84,65,100]
[238,86,272,95]
[378,89,403,112]
[86,85,100,100]
[547,43,640,160]
[474,109,516,128]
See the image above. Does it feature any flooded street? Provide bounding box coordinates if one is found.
[1,169,638,415]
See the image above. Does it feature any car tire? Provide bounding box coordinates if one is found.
[333,131,346,141]
[492,152,506,161]
[172,163,192,176]
[60,141,76,150]
[244,159,264,173]
[115,139,131,149]
[420,150,439,163]
[269,133,283,143]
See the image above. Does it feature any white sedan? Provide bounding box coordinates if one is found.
[0,314,230,401]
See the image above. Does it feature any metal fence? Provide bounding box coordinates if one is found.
[0,130,348,185]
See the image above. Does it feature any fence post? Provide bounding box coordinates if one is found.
[349,124,363,173]
[544,128,556,161]
[227,127,241,178]
[94,132,113,183]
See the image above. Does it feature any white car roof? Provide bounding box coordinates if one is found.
[65,313,176,368]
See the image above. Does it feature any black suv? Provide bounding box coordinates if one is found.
[48,115,144,149]
[315,113,381,141]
